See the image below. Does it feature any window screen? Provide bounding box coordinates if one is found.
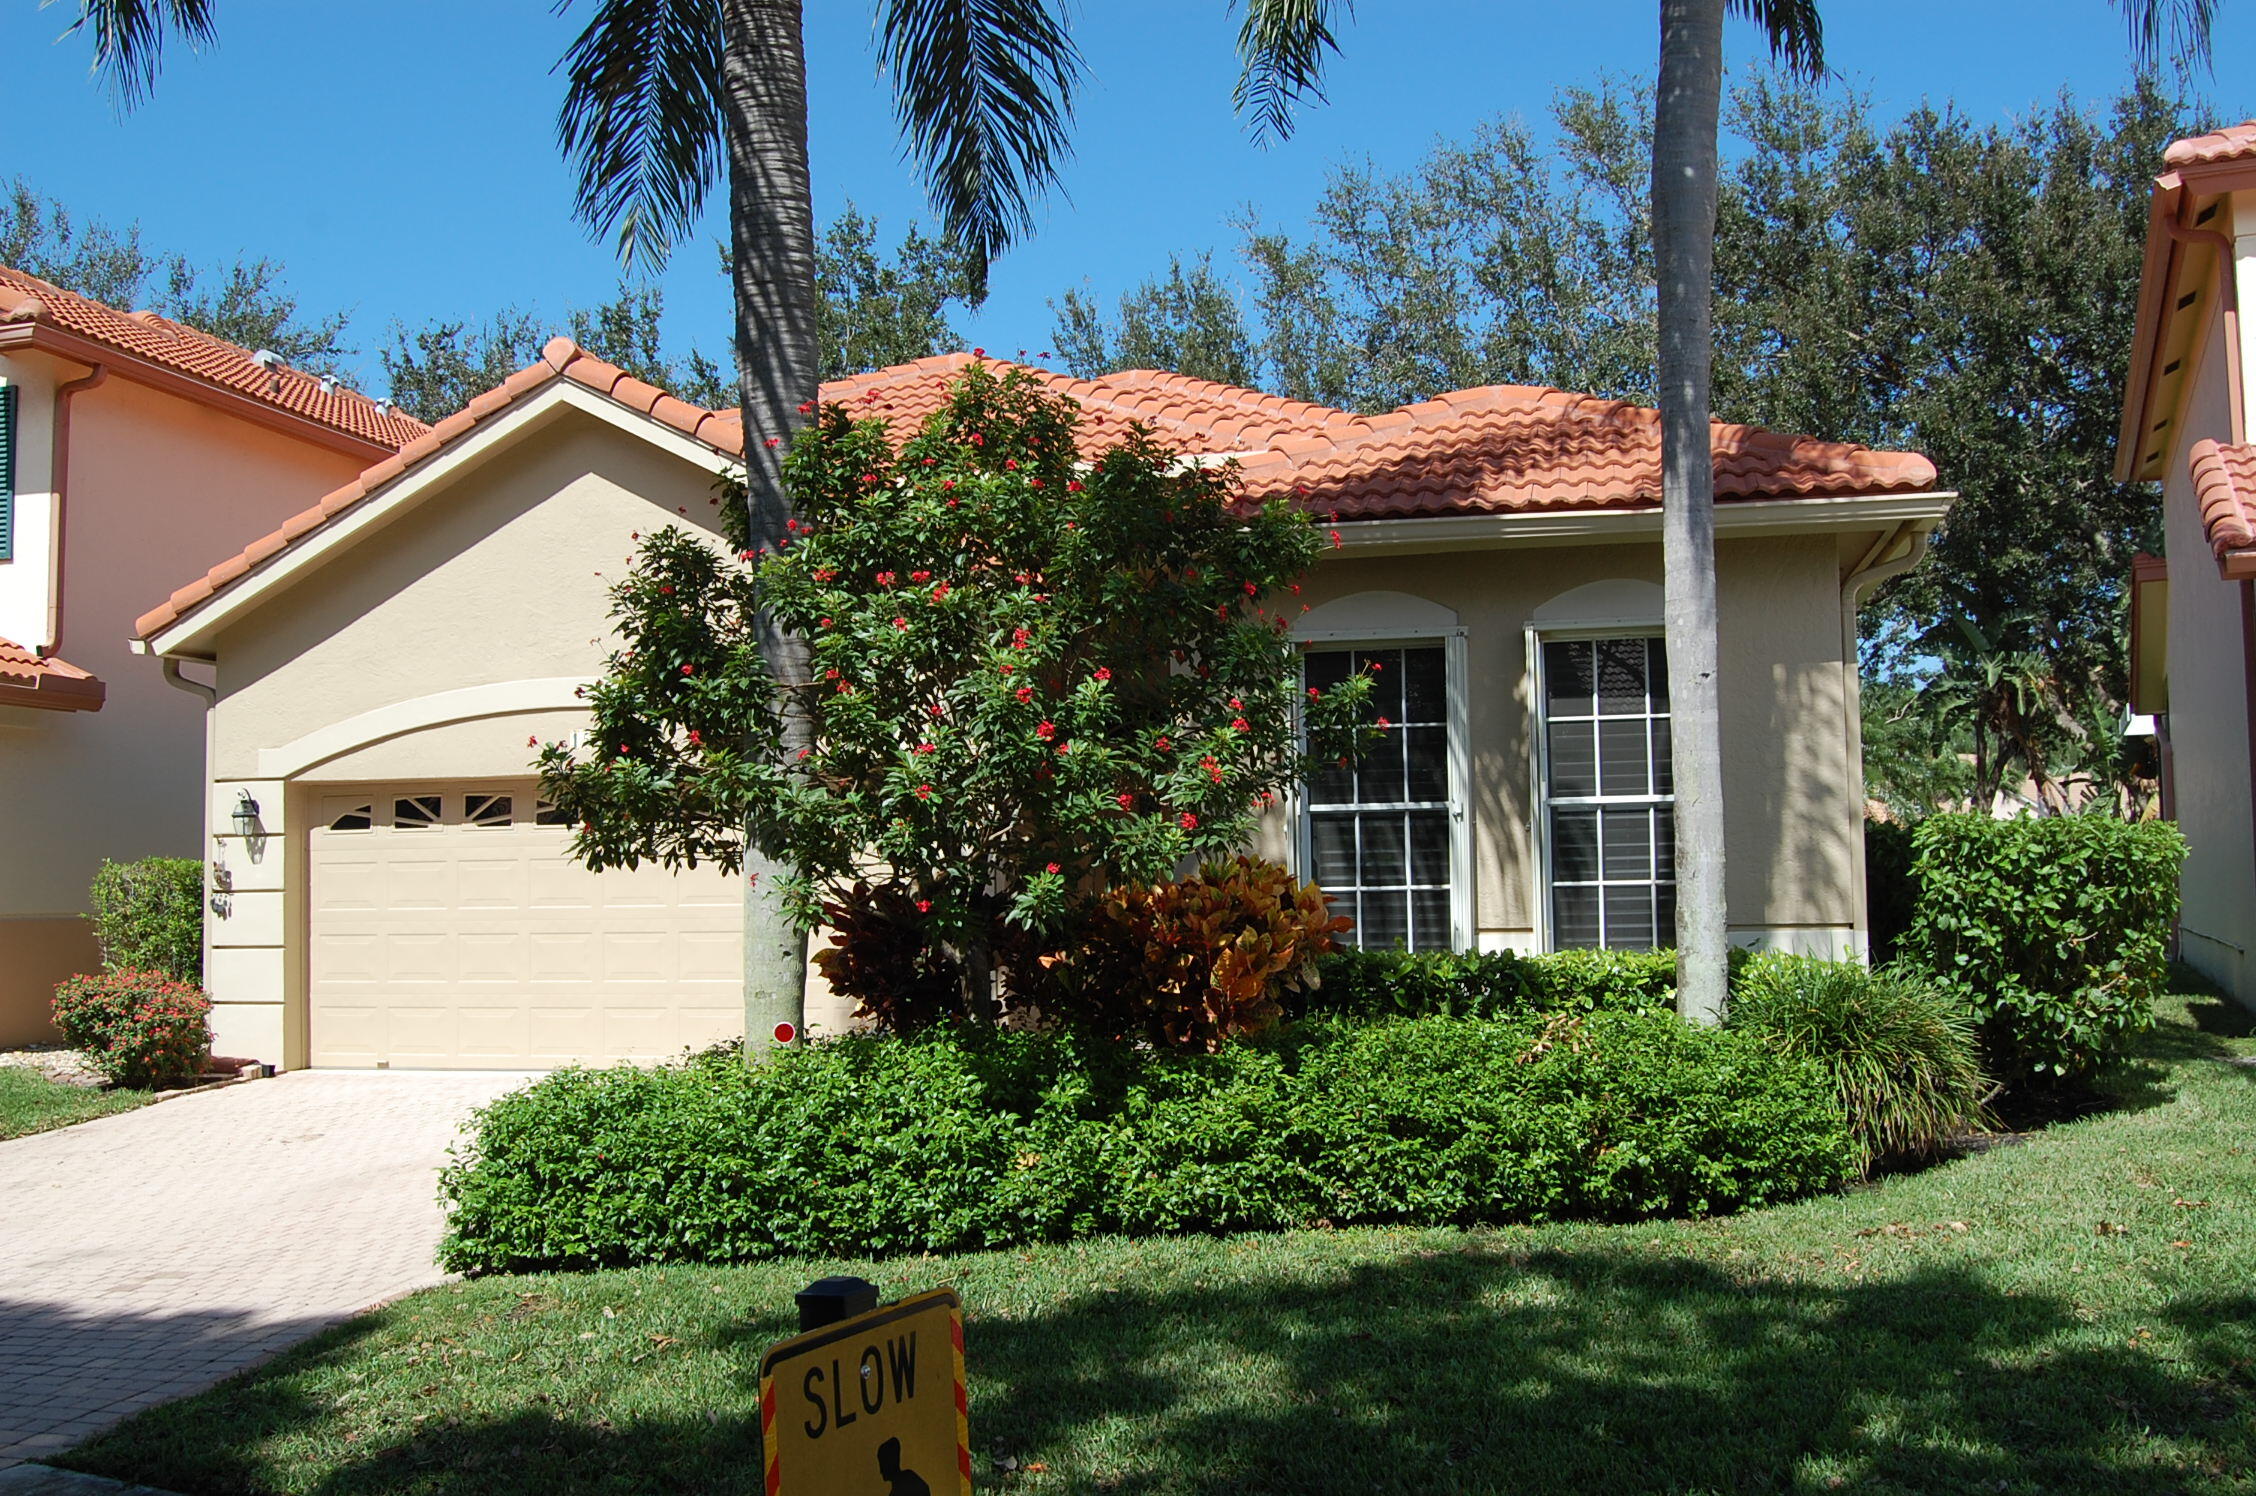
[1542,636,1674,950]
[1304,644,1453,952]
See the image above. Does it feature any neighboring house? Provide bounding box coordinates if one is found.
[131,342,1950,1071]
[0,264,425,1044]
[2118,121,2256,1009]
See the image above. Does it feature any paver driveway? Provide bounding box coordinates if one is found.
[0,1071,525,1469]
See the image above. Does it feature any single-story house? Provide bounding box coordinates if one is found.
[2117,119,2256,1009]
[0,263,425,1044]
[131,342,1951,1070]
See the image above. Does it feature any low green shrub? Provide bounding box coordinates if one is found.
[1297,946,1677,1022]
[1901,814,2186,1081]
[1864,818,1918,965]
[86,858,203,983]
[51,969,212,1087]
[438,1013,1850,1272]
[1729,954,1990,1174]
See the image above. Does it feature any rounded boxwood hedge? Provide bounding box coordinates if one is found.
[438,1013,1851,1272]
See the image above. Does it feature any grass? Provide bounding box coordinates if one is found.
[56,989,2256,1496]
[0,1065,149,1140]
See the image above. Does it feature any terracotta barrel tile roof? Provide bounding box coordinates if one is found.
[137,344,1938,642]
[2163,121,2256,168]
[0,635,104,712]
[0,264,426,450]
[2187,439,2256,577]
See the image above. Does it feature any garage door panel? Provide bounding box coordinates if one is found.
[309,782,743,1069]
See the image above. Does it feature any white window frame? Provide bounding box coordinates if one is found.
[1291,625,1473,952]
[1528,621,1675,954]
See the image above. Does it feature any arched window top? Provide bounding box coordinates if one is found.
[1293,589,1459,639]
[1531,578,1664,629]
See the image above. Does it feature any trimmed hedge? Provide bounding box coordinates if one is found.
[439,1014,1851,1272]
[1296,947,1678,1022]
[86,858,203,983]
[1901,814,2185,1080]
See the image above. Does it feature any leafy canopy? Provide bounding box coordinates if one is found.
[539,363,1372,941]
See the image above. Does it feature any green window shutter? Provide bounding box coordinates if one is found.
[0,384,16,563]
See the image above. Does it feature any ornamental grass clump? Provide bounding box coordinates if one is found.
[540,361,1376,1025]
[1729,954,1990,1175]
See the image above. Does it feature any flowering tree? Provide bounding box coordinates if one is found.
[540,363,1371,1017]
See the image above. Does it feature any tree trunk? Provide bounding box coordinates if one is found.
[1653,0,1729,1024]
[720,0,818,1054]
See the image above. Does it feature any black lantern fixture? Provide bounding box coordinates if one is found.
[232,789,262,839]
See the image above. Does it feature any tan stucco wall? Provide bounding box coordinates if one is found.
[1285,532,1862,954]
[196,408,779,1065]
[0,352,367,1030]
[0,916,96,1045]
[2160,307,2256,1005]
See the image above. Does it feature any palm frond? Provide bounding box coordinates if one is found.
[875,0,1083,288]
[1724,0,1824,78]
[1232,0,1350,147]
[2114,0,2218,71]
[56,0,217,109]
[554,0,724,271]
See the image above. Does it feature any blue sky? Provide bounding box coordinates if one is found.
[7,1,2248,400]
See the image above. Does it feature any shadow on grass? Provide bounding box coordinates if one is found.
[64,1247,2254,1496]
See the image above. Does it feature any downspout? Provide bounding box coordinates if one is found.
[1839,520,1935,961]
[2163,207,2245,443]
[159,655,216,704]
[45,361,109,656]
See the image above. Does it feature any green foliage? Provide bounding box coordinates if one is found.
[540,363,1372,1007]
[51,969,212,1088]
[4,178,350,371]
[85,857,202,983]
[380,283,726,425]
[1863,818,1917,966]
[1729,955,1990,1175]
[812,204,984,379]
[437,1013,1850,1271]
[1052,252,1259,387]
[1860,678,1975,822]
[1902,813,2186,1081]
[1299,946,1678,1022]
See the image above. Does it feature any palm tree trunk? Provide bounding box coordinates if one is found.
[721,0,818,1052]
[1654,0,1729,1024]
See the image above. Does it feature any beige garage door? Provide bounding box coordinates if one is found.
[308,782,743,1068]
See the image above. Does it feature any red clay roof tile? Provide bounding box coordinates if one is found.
[0,635,104,712]
[0,264,424,451]
[136,347,1937,642]
[2164,122,2256,168]
[2187,439,2256,576]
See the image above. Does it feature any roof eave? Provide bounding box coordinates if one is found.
[0,672,106,712]
[1328,488,1956,555]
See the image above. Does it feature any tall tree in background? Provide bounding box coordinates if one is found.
[1052,252,1260,386]
[4,179,351,371]
[63,0,1347,1048]
[809,203,984,378]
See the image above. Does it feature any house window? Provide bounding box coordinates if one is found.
[1303,644,1455,952]
[1540,636,1674,950]
[392,795,443,829]
[466,793,513,828]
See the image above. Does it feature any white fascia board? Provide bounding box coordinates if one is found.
[147,381,737,658]
[1330,490,1957,556]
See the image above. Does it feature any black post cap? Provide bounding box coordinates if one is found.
[795,1276,880,1331]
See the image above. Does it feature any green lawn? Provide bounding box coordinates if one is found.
[57,991,2256,1496]
[0,1065,148,1140]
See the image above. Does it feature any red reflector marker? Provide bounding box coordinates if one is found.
[772,1021,797,1046]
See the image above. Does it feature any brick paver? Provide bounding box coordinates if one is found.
[0,1072,525,1469]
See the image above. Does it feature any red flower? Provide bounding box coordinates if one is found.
[916,898,932,913]
[1011,627,1031,650]
[1368,661,1384,672]
[1029,477,1044,488]
[1004,458,1019,471]
[1329,529,1343,548]
[1232,718,1250,732]
[687,729,704,747]
[1308,686,1322,700]
[915,784,932,800]
[1376,715,1392,730]
[819,617,832,628]
[920,456,936,466]
[1015,686,1034,703]
[799,748,813,760]
[877,571,897,587]
[932,581,951,600]
[1093,667,1111,681]
[814,567,837,581]
[941,479,956,491]
[1001,663,1015,676]
[1155,735,1172,751]
[1046,862,1061,875]
[973,347,986,358]
[1290,582,1302,594]
[1243,581,1257,595]
[1066,480,1083,493]
[1229,697,1243,709]
[861,472,882,486]
[764,436,781,448]
[1178,812,1199,831]
[1036,720,1057,740]
[911,570,931,583]
[894,617,910,631]
[825,668,840,680]
[915,742,937,754]
[797,401,814,414]
[968,432,985,447]
[1116,792,1135,809]
[660,584,674,595]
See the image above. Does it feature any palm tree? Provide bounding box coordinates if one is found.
[64,0,1344,1048]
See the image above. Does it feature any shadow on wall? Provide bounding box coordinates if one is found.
[52,1250,2256,1495]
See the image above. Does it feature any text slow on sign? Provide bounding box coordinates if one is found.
[760,1287,971,1495]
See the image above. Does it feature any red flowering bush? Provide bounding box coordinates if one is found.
[1071,856,1352,1051]
[51,968,213,1087]
[540,362,1373,1020]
